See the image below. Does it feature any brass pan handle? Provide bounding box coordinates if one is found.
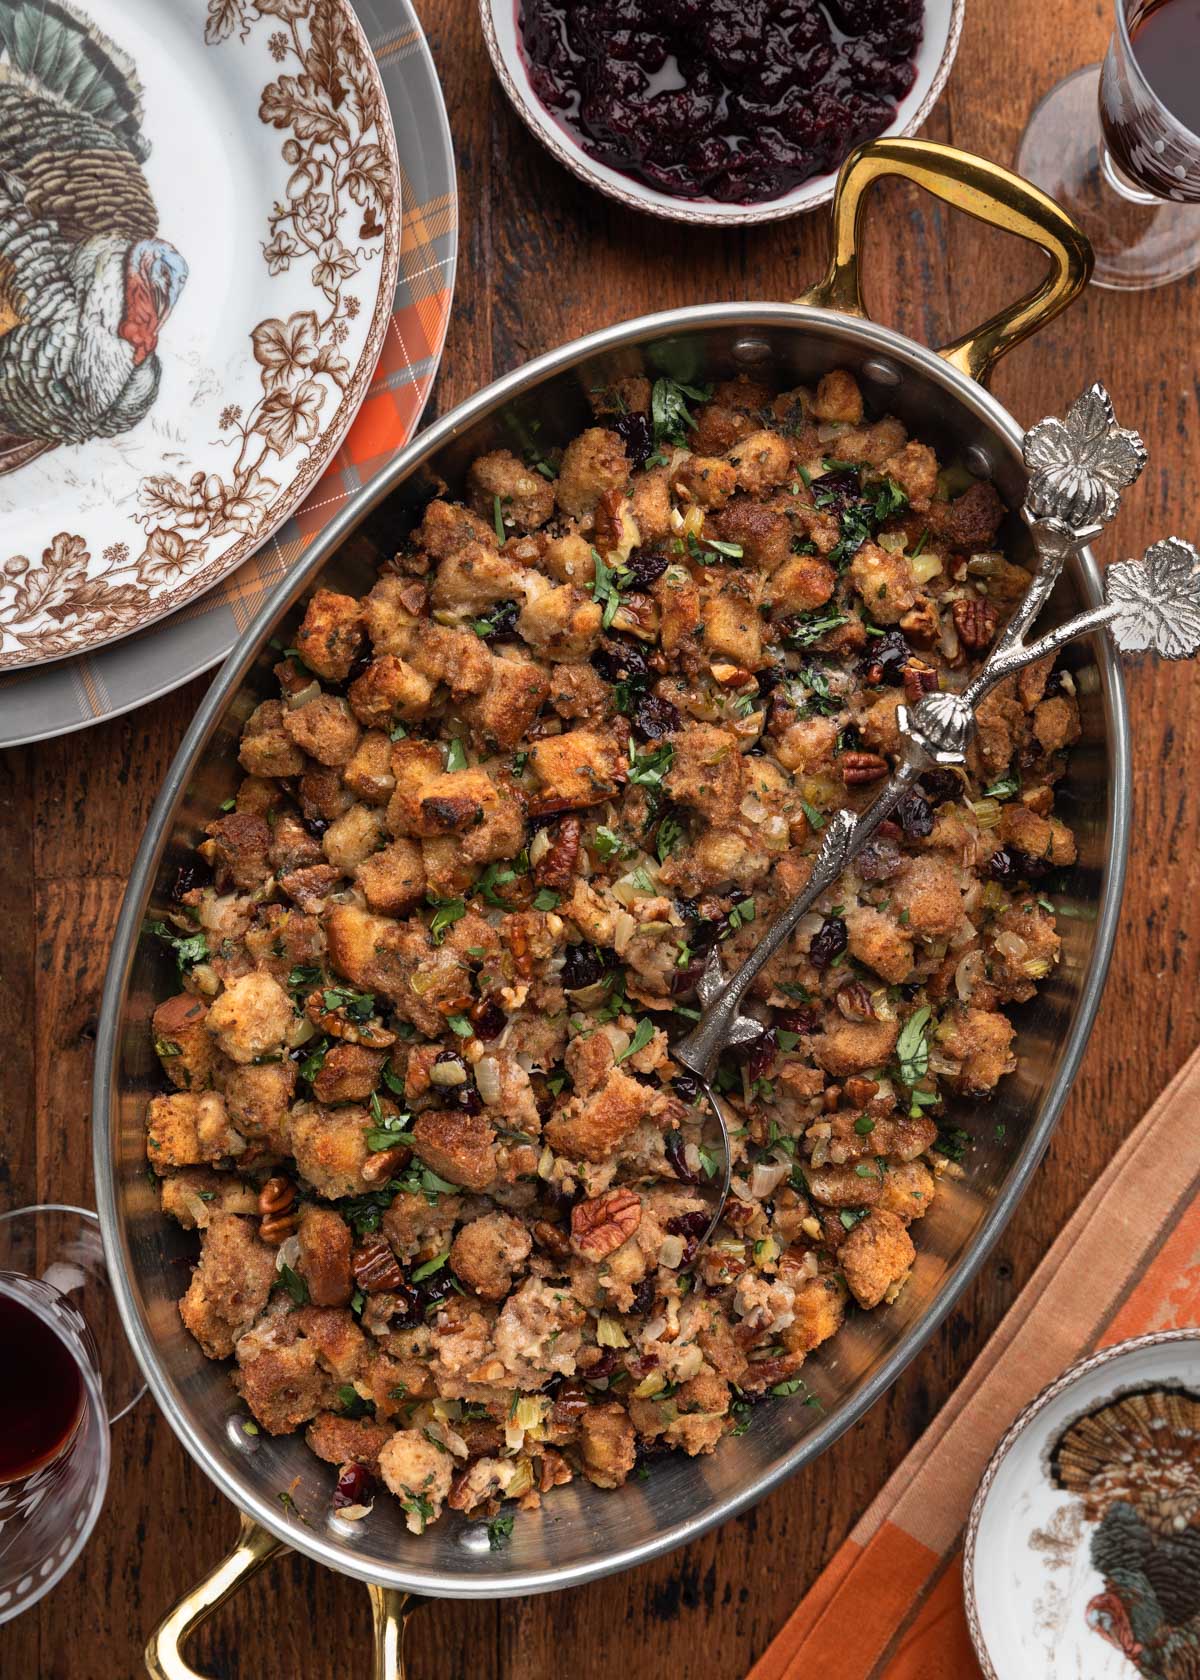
[797,136,1093,386]
[145,1514,421,1679]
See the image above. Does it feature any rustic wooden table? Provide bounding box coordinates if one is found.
[1,0,1195,1673]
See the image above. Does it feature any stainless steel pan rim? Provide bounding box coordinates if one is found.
[94,142,1130,1612]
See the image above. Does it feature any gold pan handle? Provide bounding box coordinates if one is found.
[798,136,1093,386]
[145,1514,421,1679]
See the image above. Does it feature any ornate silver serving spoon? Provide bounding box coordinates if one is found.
[673,385,1200,1255]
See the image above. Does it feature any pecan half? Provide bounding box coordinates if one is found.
[352,1237,406,1295]
[570,1187,641,1260]
[591,488,625,557]
[840,750,888,787]
[901,661,939,704]
[506,918,533,981]
[534,816,582,891]
[952,596,1000,651]
[304,991,396,1048]
[258,1176,297,1245]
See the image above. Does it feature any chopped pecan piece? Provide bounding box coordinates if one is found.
[257,1176,297,1245]
[570,1187,641,1260]
[353,1238,406,1294]
[901,661,939,703]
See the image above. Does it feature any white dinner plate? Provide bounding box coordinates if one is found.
[0,0,401,669]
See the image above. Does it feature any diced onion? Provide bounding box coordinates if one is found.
[1076,664,1100,696]
[740,793,767,823]
[275,1234,300,1272]
[537,1145,555,1180]
[567,979,610,1009]
[966,551,1003,576]
[658,1235,685,1270]
[633,1371,666,1400]
[529,829,551,867]
[602,1024,631,1060]
[613,910,637,955]
[474,1056,502,1105]
[430,1058,467,1088]
[955,948,985,1001]
[506,1459,534,1499]
[673,1344,704,1382]
[749,1159,791,1199]
[995,930,1029,961]
[286,680,321,710]
[1023,956,1052,978]
[939,619,961,662]
[910,552,943,586]
[878,531,908,554]
[928,1049,962,1077]
[816,422,847,442]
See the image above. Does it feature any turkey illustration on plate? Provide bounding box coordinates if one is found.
[1050,1386,1200,1678]
[0,0,400,672]
[0,0,189,476]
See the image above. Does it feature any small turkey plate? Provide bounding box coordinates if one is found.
[964,1330,1200,1680]
[0,0,400,670]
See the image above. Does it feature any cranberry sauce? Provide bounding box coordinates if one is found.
[518,0,925,204]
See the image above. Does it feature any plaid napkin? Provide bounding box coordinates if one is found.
[749,1046,1200,1680]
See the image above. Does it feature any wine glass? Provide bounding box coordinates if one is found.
[1016,0,1200,290]
[0,1205,145,1624]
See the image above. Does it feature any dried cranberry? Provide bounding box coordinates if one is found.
[739,1026,777,1082]
[333,1462,375,1510]
[629,1277,656,1316]
[624,548,669,591]
[170,858,212,900]
[856,836,902,883]
[921,768,961,804]
[812,465,862,514]
[809,915,848,970]
[858,628,910,685]
[1043,667,1065,697]
[591,636,651,688]
[302,815,331,840]
[987,846,1015,883]
[672,1070,702,1105]
[445,1085,484,1116]
[1012,848,1054,882]
[633,692,681,741]
[897,790,934,840]
[665,1129,699,1183]
[613,410,653,470]
[582,1348,618,1381]
[666,1211,710,1241]
[347,652,373,686]
[563,942,611,990]
[774,1004,821,1035]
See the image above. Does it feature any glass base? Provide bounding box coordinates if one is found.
[0,1205,145,1423]
[1017,63,1200,291]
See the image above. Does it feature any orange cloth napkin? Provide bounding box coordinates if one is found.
[749,1046,1200,1680]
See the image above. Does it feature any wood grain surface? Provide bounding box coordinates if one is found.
[1,0,1196,1673]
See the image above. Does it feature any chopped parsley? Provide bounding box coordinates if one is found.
[656,811,683,862]
[445,738,468,773]
[587,547,630,630]
[278,1263,308,1306]
[146,920,209,977]
[322,986,375,1021]
[650,375,712,447]
[427,895,467,944]
[492,494,506,545]
[617,1018,656,1063]
[532,888,560,912]
[411,1251,449,1282]
[486,1513,516,1550]
[895,1005,932,1087]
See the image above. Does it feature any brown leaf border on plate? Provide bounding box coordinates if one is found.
[0,0,400,669]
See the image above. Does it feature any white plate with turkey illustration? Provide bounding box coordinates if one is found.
[964,1329,1200,1680]
[0,0,400,670]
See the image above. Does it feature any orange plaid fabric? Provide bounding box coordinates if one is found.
[750,1047,1200,1680]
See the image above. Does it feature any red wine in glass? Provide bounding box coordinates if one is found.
[1100,0,1200,201]
[0,1292,85,1484]
[1018,0,1200,289]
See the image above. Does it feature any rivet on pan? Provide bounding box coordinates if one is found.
[862,357,901,387]
[732,337,771,365]
[228,1415,260,1452]
[965,444,993,477]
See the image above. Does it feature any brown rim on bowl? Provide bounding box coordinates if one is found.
[477,0,967,225]
[962,1327,1200,1680]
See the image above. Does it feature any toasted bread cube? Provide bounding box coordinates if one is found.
[152,994,215,1091]
[356,838,426,916]
[528,726,626,808]
[555,428,629,519]
[295,588,364,681]
[239,700,304,778]
[466,449,556,532]
[205,972,293,1065]
[179,1214,276,1360]
[838,1209,915,1309]
[342,729,396,806]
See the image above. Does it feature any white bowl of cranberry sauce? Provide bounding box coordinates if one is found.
[479,0,965,225]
